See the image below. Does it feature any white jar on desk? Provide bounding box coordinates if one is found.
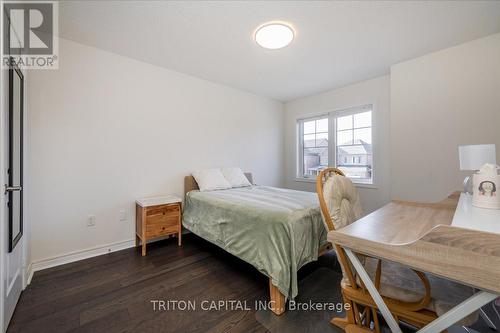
[472,163,500,209]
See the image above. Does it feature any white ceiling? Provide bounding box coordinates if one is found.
[59,1,500,102]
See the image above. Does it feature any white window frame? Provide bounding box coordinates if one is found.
[297,114,329,181]
[296,104,375,187]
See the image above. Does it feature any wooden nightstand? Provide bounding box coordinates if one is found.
[135,195,182,256]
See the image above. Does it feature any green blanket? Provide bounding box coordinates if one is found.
[182,185,327,299]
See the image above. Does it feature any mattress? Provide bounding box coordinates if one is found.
[182,185,327,299]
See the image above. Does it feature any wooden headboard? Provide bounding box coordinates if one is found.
[184,172,253,196]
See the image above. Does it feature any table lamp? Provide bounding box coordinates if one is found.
[459,144,497,194]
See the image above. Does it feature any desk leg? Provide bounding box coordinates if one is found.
[344,249,403,333]
[417,291,497,333]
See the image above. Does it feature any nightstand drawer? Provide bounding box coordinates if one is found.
[146,216,179,238]
[146,204,179,217]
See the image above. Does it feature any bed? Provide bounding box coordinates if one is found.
[182,173,332,315]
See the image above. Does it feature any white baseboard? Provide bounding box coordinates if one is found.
[25,262,34,286]
[28,239,135,284]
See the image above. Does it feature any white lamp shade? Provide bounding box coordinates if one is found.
[459,144,496,170]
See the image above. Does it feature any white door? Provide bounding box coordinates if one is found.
[1,60,25,332]
[1,12,26,332]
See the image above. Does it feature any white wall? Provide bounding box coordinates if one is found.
[391,33,500,202]
[284,76,391,214]
[27,38,284,263]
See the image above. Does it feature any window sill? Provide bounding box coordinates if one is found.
[293,177,378,189]
[293,177,316,183]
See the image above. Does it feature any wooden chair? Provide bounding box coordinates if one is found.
[316,168,476,332]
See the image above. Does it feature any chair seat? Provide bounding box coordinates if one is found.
[341,258,478,326]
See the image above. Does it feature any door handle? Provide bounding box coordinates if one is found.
[5,185,22,194]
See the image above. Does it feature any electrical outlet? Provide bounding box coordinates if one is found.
[87,215,96,227]
[119,210,127,222]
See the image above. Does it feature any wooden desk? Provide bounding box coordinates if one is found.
[328,192,500,333]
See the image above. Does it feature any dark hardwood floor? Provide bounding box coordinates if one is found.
[7,233,338,333]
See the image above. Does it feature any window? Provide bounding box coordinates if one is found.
[298,117,329,178]
[297,105,373,184]
[335,109,373,184]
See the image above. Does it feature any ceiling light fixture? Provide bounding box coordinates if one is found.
[255,22,294,50]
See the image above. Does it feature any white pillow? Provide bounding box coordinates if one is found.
[192,168,231,191]
[221,167,252,188]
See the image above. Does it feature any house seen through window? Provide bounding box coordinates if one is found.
[298,105,373,184]
[302,118,329,177]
